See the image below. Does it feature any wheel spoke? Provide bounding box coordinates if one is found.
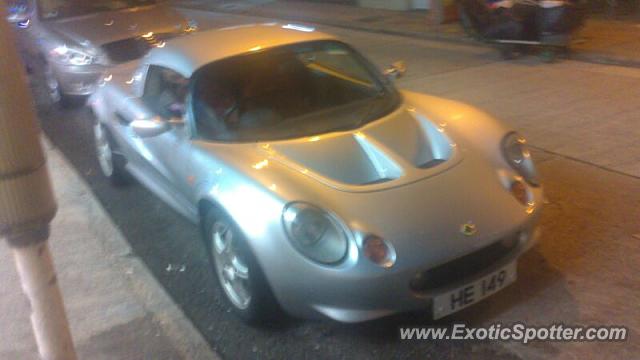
[222,228,232,252]
[213,231,226,255]
[231,256,249,280]
[210,220,252,310]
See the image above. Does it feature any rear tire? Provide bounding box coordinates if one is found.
[202,207,282,325]
[93,120,131,186]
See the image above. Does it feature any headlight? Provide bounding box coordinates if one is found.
[50,45,94,66]
[282,202,349,265]
[501,132,539,186]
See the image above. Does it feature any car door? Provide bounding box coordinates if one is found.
[117,65,196,219]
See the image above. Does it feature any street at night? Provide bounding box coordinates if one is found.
[1,2,639,360]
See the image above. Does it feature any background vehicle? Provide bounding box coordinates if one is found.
[6,0,196,106]
[90,25,543,324]
[458,0,587,61]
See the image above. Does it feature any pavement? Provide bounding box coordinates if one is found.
[401,60,640,178]
[172,0,640,67]
[0,139,219,359]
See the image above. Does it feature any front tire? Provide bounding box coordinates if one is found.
[43,61,83,108]
[202,207,281,324]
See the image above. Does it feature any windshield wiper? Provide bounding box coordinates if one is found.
[324,93,388,134]
[354,90,387,126]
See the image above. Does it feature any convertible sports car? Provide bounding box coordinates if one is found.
[89,24,543,323]
[6,0,195,105]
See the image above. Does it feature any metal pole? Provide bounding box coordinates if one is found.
[0,7,77,360]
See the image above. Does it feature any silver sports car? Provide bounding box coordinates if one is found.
[89,24,543,323]
[7,0,194,105]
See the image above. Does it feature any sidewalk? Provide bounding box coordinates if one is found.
[0,139,218,359]
[173,0,640,67]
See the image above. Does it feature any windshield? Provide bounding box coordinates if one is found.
[192,40,400,142]
[38,0,159,20]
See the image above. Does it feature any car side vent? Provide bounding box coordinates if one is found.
[413,115,453,169]
[353,133,403,183]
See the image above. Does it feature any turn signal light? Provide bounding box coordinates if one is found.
[363,236,395,268]
[510,179,529,205]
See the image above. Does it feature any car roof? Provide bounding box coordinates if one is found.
[145,23,336,77]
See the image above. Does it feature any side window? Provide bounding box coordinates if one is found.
[142,66,189,119]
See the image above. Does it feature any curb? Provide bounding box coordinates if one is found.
[178,5,640,68]
[42,137,220,360]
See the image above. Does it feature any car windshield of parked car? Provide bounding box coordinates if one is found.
[38,0,159,20]
[192,40,400,142]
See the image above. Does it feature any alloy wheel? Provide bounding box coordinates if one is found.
[44,63,61,103]
[211,220,252,310]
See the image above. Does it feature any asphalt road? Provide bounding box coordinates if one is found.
[25,9,639,360]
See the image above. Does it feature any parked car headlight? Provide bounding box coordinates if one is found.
[282,202,349,265]
[50,45,94,66]
[501,132,539,186]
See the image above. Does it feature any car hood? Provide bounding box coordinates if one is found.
[261,105,461,192]
[197,98,470,194]
[45,5,185,47]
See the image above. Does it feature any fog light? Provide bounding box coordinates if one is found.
[510,179,529,205]
[363,236,395,268]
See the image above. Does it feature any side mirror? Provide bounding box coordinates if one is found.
[131,117,170,138]
[384,61,407,81]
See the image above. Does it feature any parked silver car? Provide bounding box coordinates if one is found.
[89,24,543,323]
[7,0,195,105]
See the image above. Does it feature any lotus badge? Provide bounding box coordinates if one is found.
[460,222,477,236]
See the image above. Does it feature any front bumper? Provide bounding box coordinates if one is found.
[240,143,545,323]
[313,225,540,322]
[50,62,104,96]
[254,199,542,323]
